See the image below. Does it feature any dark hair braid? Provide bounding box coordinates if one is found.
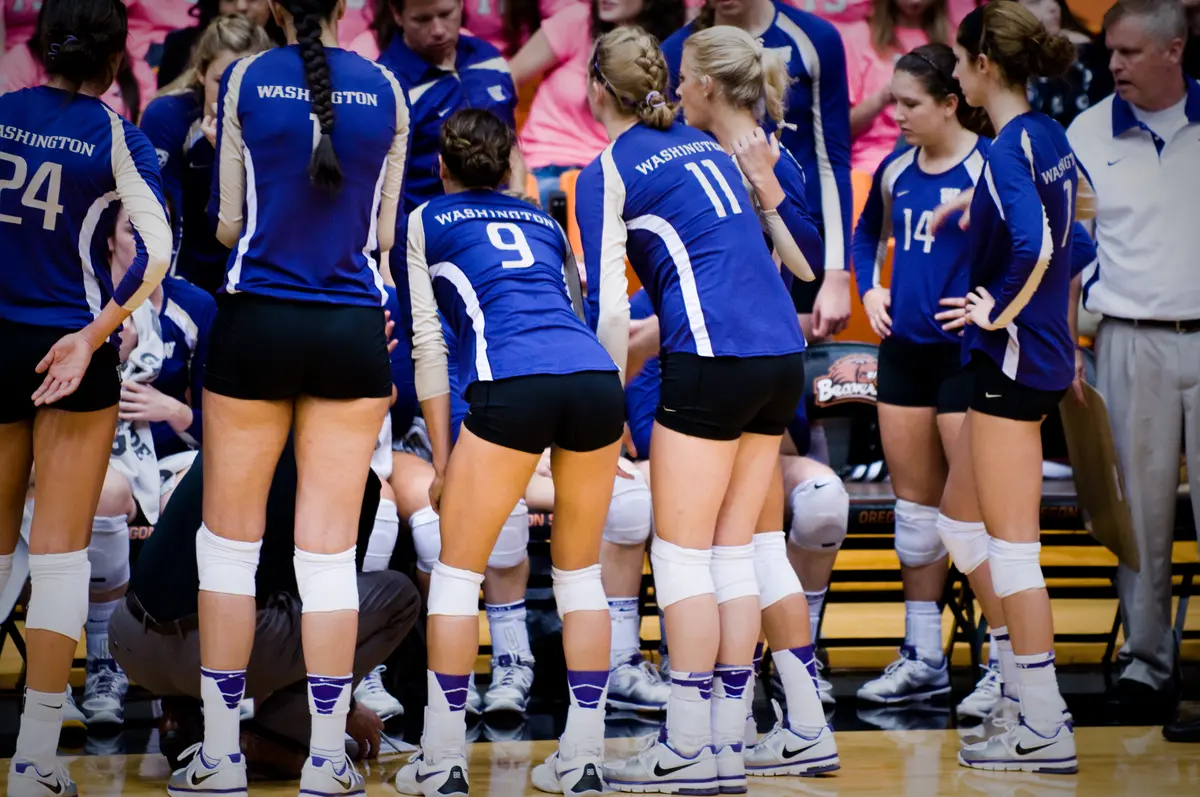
[288,0,343,193]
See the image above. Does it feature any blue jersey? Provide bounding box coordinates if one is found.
[625,290,661,460]
[212,46,409,306]
[406,190,615,400]
[383,283,420,437]
[0,87,171,329]
[1069,221,1096,278]
[765,144,824,292]
[141,90,228,294]
[378,33,516,214]
[663,2,853,275]
[577,122,805,372]
[964,113,1080,392]
[852,139,990,346]
[442,316,470,444]
[152,277,216,457]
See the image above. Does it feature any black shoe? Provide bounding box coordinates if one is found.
[1164,702,1200,743]
[1105,678,1175,724]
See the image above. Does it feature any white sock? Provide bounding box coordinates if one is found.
[772,646,825,734]
[608,597,641,667]
[486,600,531,660]
[804,589,826,641]
[86,597,121,661]
[308,674,351,764]
[992,626,1019,702]
[563,669,608,756]
[200,668,246,758]
[424,670,468,755]
[1014,651,1068,734]
[15,688,64,764]
[988,630,1001,669]
[904,601,944,665]
[712,665,752,748]
[363,499,399,573]
[667,671,712,755]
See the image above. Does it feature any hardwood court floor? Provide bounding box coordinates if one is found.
[4,727,1197,797]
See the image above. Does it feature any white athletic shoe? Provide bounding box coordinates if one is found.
[8,760,77,797]
[354,665,403,720]
[482,653,535,714]
[713,743,746,794]
[856,647,950,704]
[958,717,1077,774]
[394,750,470,796]
[960,696,1020,745]
[166,743,248,797]
[61,687,86,729]
[531,748,606,795]
[82,658,128,726]
[466,672,482,716]
[239,699,255,721]
[813,659,835,706]
[299,755,365,796]
[958,665,1002,720]
[603,732,719,795]
[743,702,839,778]
[607,655,670,713]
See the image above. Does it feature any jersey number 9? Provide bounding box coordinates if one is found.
[0,153,65,232]
[487,222,535,269]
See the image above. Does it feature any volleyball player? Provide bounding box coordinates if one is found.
[395,109,623,797]
[168,0,408,794]
[579,26,813,794]
[0,1,171,793]
[849,43,999,710]
[142,14,271,294]
[929,0,1081,773]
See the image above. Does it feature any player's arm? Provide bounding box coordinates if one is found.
[977,136,1054,331]
[405,205,452,479]
[375,68,411,255]
[139,96,185,244]
[762,150,821,282]
[811,24,853,274]
[576,159,630,382]
[850,158,889,299]
[557,224,586,322]
[212,58,250,248]
[109,123,173,320]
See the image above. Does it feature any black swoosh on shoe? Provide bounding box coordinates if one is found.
[782,740,823,760]
[652,761,697,778]
[1014,742,1056,756]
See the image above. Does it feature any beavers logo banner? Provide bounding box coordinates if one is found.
[814,353,878,407]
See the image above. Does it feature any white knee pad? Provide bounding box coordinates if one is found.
[603,464,652,546]
[27,549,89,641]
[711,544,758,604]
[363,499,400,573]
[753,531,804,609]
[935,514,989,575]
[88,515,130,593]
[551,564,608,618]
[196,523,261,597]
[409,507,441,574]
[893,500,947,568]
[488,501,530,570]
[650,537,715,609]
[988,538,1045,598]
[427,561,484,617]
[788,477,849,552]
[294,546,359,613]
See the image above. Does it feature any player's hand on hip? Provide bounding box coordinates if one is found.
[863,287,892,338]
[32,331,95,406]
[936,296,969,335]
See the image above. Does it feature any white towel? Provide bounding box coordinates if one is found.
[110,302,165,523]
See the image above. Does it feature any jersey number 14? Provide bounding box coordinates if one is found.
[0,153,64,232]
[902,208,935,254]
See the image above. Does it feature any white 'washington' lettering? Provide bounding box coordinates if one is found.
[1039,152,1077,185]
[0,126,95,156]
[256,85,379,106]
[432,207,557,228]
[633,141,725,175]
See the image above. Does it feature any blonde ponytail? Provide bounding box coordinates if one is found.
[684,25,792,128]
[591,26,677,131]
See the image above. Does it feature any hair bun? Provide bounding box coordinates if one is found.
[1032,30,1077,79]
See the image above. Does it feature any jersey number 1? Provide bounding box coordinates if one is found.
[685,160,743,219]
[0,153,65,232]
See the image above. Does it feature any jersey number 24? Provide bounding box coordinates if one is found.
[0,153,64,232]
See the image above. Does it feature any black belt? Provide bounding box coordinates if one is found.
[125,593,200,636]
[1107,316,1200,333]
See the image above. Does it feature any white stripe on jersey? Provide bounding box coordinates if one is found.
[776,13,845,274]
[876,147,917,289]
[106,108,171,311]
[595,146,632,381]
[989,130,1054,331]
[164,299,199,351]
[468,57,512,74]
[627,214,713,358]
[963,149,986,185]
[983,162,1004,221]
[363,155,388,306]
[408,80,439,107]
[77,191,118,320]
[226,146,258,293]
[429,261,492,382]
[406,203,451,401]
[1003,324,1021,380]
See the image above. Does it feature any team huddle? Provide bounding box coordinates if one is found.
[1,0,1094,796]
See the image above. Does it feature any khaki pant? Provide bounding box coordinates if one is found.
[1096,319,1200,690]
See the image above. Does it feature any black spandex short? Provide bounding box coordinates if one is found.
[204,293,392,401]
[0,321,120,423]
[876,338,972,414]
[967,351,1066,422]
[657,351,806,441]
[464,370,625,454]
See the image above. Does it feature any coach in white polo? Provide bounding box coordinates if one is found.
[1067,0,1200,727]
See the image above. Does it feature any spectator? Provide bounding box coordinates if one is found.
[1019,0,1114,127]
[126,0,194,98]
[142,14,272,294]
[462,0,581,58]
[840,0,952,173]
[1066,0,1200,741]
[510,0,685,207]
[780,0,977,26]
[340,0,377,47]
[108,441,421,774]
[377,0,524,214]
[663,0,855,341]
[157,0,276,88]
[1,0,42,56]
